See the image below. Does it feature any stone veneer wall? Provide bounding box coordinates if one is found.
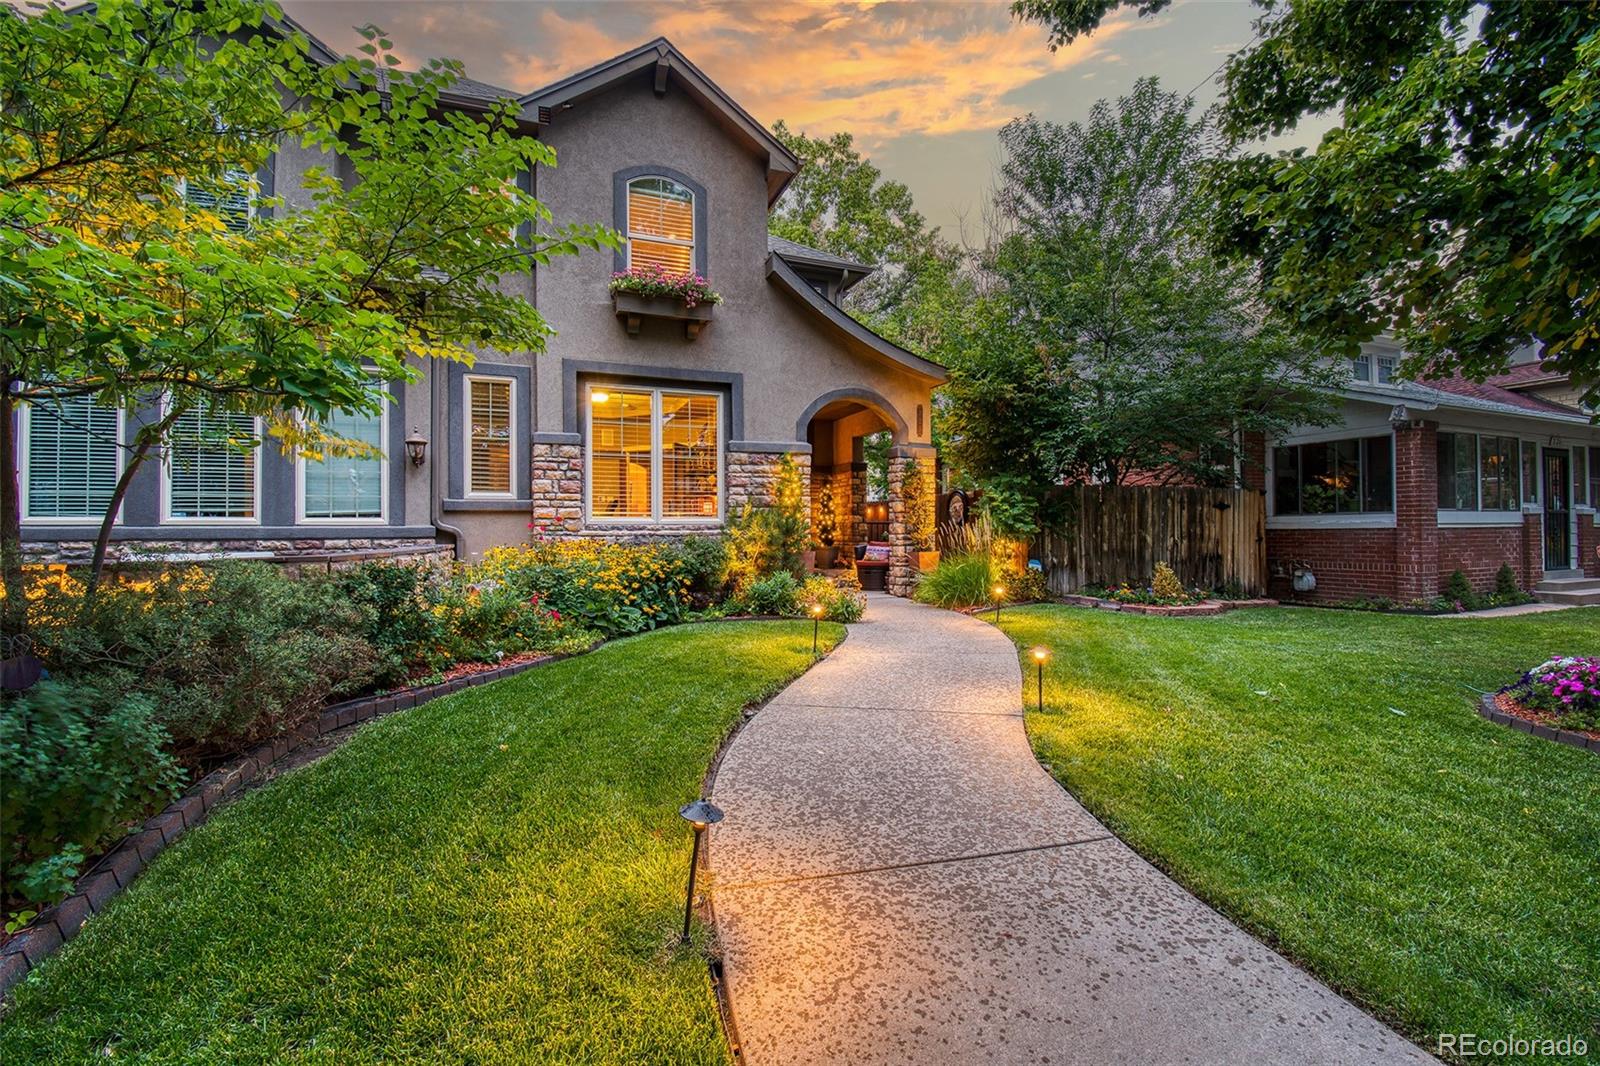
[885,449,936,597]
[809,465,855,559]
[22,538,447,567]
[530,441,585,537]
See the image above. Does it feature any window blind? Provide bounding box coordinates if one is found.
[626,177,694,274]
[302,386,385,519]
[468,378,513,495]
[661,393,718,517]
[184,169,253,233]
[25,396,119,519]
[167,405,256,519]
[588,389,653,518]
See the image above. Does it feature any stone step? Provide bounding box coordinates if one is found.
[1533,587,1600,606]
[1535,573,1600,593]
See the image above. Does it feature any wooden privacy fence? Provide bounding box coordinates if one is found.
[1037,485,1267,596]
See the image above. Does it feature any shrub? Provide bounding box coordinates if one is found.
[1502,656,1600,732]
[34,563,379,756]
[1152,562,1185,600]
[475,541,691,637]
[741,571,801,616]
[799,575,866,623]
[1495,563,1520,598]
[1445,569,1474,604]
[669,535,729,604]
[724,455,809,591]
[337,562,446,682]
[1005,565,1049,604]
[1,680,183,906]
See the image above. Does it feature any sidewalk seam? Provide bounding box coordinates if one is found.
[717,835,1115,892]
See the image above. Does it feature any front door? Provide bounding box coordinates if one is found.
[1542,449,1572,570]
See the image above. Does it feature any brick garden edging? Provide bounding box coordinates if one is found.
[1477,693,1600,754]
[1057,594,1278,617]
[0,650,589,1001]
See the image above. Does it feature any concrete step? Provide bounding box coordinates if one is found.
[1533,586,1600,606]
[1535,573,1600,592]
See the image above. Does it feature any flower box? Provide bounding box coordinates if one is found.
[612,291,715,340]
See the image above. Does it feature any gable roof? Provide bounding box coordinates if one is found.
[519,38,801,205]
[1342,378,1591,424]
[767,234,873,275]
[767,253,946,384]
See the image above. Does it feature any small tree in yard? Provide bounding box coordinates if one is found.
[0,0,613,629]
[941,79,1340,525]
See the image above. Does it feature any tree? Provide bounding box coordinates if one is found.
[1013,0,1600,406]
[941,79,1339,521]
[1,0,611,625]
[768,122,968,356]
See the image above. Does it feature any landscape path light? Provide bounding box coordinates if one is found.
[678,798,724,944]
[811,602,825,656]
[1031,645,1050,714]
[993,584,1006,623]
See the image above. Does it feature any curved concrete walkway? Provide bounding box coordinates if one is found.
[710,594,1433,1065]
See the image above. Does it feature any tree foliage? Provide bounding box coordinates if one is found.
[0,0,612,618]
[1013,0,1600,405]
[942,79,1339,522]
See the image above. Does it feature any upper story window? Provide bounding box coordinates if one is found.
[1437,432,1520,511]
[586,384,720,523]
[164,403,258,522]
[181,168,255,234]
[626,176,695,274]
[1271,434,1394,515]
[1349,351,1399,385]
[20,395,121,522]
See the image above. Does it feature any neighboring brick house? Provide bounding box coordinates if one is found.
[12,34,945,595]
[1261,340,1599,604]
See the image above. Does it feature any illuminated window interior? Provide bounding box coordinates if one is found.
[626,176,695,274]
[588,385,719,521]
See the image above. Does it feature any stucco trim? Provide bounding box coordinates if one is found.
[441,499,532,514]
[729,440,812,455]
[446,361,532,504]
[767,254,948,383]
[796,387,910,444]
[532,432,582,445]
[612,165,708,277]
[888,443,938,459]
[561,359,744,439]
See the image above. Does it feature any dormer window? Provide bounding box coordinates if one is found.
[626,176,695,274]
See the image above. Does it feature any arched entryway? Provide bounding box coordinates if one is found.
[800,388,933,596]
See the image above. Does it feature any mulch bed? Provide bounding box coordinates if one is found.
[1490,691,1600,744]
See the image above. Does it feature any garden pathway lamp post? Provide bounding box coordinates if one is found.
[993,584,1006,623]
[1031,646,1049,714]
[679,799,723,944]
[811,603,824,656]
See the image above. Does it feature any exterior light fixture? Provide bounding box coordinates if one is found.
[1031,646,1050,713]
[993,584,1006,623]
[592,390,610,404]
[811,602,825,655]
[678,798,724,944]
[404,428,429,467]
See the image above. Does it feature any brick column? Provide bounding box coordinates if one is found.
[848,461,868,550]
[1579,513,1599,578]
[1520,510,1545,589]
[531,441,584,536]
[1392,419,1439,602]
[886,446,936,597]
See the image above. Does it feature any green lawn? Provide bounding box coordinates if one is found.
[0,620,841,1065]
[1001,605,1600,1061]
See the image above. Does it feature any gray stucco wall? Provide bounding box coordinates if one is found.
[532,73,935,451]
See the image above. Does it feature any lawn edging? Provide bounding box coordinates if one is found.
[0,645,598,1000]
[1477,693,1600,753]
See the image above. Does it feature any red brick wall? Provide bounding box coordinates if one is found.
[1267,527,1399,601]
[1392,421,1439,601]
[1437,524,1534,593]
[1580,516,1600,577]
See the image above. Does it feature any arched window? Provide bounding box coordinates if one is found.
[626,176,695,274]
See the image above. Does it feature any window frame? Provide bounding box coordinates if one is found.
[463,374,517,500]
[1436,431,1523,514]
[159,399,262,525]
[294,380,390,525]
[624,175,696,273]
[583,382,723,526]
[177,169,257,234]
[18,397,125,525]
[1269,432,1395,519]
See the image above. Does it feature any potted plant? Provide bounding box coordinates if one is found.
[903,459,939,571]
[609,265,723,339]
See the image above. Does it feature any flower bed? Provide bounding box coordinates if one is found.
[1495,656,1600,739]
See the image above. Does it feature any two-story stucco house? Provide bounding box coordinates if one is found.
[13,34,946,595]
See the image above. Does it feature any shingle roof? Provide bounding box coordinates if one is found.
[767,235,873,275]
[1415,373,1581,416]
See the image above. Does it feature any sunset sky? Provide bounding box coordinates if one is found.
[283,0,1327,238]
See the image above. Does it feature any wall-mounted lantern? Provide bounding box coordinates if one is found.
[404,428,429,467]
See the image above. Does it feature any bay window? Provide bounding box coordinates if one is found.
[1436,433,1520,511]
[165,404,258,521]
[586,384,720,522]
[1272,435,1393,515]
[299,381,386,521]
[21,395,121,521]
[625,176,695,274]
[466,376,515,497]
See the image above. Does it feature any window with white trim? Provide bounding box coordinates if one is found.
[21,395,121,521]
[1521,440,1540,505]
[1588,446,1599,508]
[1271,435,1393,515]
[1436,432,1520,511]
[299,381,386,521]
[625,176,695,274]
[165,404,258,521]
[181,168,255,234]
[1348,351,1400,385]
[586,385,720,522]
[466,376,515,497]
